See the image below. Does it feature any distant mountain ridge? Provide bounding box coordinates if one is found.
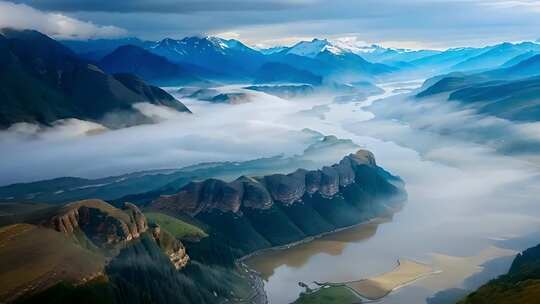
[98,44,204,86]
[60,34,540,84]
[61,37,152,61]
[148,36,265,79]
[63,36,398,84]
[417,54,540,122]
[450,42,540,72]
[0,28,191,129]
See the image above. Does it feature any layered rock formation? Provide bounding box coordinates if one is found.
[51,199,149,247]
[150,223,190,269]
[51,199,190,269]
[152,149,380,215]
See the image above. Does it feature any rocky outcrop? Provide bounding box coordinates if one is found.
[51,199,148,248]
[244,84,315,99]
[210,93,253,104]
[263,169,307,205]
[150,223,190,269]
[152,149,381,216]
[51,200,189,270]
[153,179,244,214]
[238,176,273,209]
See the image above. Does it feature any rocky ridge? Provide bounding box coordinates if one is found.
[51,199,148,246]
[152,149,379,215]
[150,223,190,269]
[50,199,189,269]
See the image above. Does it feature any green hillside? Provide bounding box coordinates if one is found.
[145,212,208,240]
[458,243,540,304]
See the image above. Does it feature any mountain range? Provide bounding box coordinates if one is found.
[417,54,540,122]
[0,29,191,129]
[62,36,399,85]
[4,27,540,130]
[0,149,406,303]
[60,35,540,85]
[98,44,204,86]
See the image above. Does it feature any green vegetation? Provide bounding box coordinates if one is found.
[16,234,256,304]
[294,286,362,304]
[105,234,254,304]
[0,224,105,302]
[145,212,208,240]
[192,164,402,262]
[16,276,115,304]
[458,243,540,304]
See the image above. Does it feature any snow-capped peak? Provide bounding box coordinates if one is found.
[287,38,346,58]
[285,37,408,58]
[205,36,229,49]
[257,46,288,55]
[331,37,412,55]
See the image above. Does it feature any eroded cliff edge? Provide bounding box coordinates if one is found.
[1,149,406,304]
[149,149,406,262]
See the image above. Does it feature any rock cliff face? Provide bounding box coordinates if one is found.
[51,199,149,247]
[150,224,190,269]
[51,199,190,269]
[152,149,380,215]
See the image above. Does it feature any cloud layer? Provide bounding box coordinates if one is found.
[0,88,335,185]
[10,0,540,49]
[0,1,126,39]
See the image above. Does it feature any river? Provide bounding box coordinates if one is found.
[245,81,540,303]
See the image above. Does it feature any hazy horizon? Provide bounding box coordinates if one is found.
[2,0,540,49]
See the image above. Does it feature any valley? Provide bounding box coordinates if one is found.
[2,9,540,303]
[239,81,540,303]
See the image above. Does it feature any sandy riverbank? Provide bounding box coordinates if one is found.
[344,259,435,300]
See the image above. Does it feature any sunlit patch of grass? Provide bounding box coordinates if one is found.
[145,212,207,240]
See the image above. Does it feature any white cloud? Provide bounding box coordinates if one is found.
[0,1,127,39]
[0,88,336,185]
[482,0,540,11]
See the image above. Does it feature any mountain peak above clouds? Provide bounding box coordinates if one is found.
[283,36,439,63]
[286,38,340,57]
[152,36,256,54]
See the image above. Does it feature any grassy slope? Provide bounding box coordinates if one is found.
[294,286,362,304]
[145,212,208,240]
[0,224,105,302]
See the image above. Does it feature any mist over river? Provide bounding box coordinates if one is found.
[246,81,540,303]
[2,77,539,304]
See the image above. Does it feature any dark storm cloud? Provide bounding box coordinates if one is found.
[14,0,313,13]
[5,0,540,48]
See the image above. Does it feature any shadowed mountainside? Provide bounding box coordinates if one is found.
[417,55,540,122]
[0,28,190,129]
[458,243,540,304]
[150,150,406,264]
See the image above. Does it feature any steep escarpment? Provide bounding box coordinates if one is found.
[151,150,405,261]
[152,150,384,214]
[2,150,404,304]
[150,223,190,269]
[51,200,148,247]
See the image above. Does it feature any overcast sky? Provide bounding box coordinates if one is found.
[3,0,540,49]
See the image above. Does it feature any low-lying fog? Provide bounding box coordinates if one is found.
[2,79,540,303]
[0,88,345,185]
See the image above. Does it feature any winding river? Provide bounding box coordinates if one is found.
[245,81,540,303]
